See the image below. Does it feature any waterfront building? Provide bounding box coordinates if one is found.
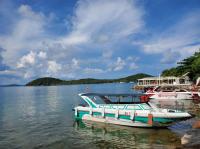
[137,75,191,87]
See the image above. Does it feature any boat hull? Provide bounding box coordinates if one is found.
[80,114,152,127]
[147,92,193,100]
[75,107,191,128]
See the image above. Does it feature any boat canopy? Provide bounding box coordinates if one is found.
[79,93,148,104]
[80,93,142,97]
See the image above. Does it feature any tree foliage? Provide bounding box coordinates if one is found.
[162,49,200,82]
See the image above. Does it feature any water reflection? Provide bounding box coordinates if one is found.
[0,84,199,149]
[45,87,60,112]
[74,120,181,149]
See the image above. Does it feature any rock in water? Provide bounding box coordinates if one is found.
[181,134,192,145]
[181,129,200,147]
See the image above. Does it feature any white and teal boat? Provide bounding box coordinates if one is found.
[74,93,193,128]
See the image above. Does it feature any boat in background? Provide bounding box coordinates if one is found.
[74,93,192,128]
[145,86,200,101]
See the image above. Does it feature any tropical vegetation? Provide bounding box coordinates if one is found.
[162,49,200,82]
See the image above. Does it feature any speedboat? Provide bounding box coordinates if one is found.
[145,86,200,101]
[74,93,192,128]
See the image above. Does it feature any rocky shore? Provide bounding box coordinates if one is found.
[181,119,200,148]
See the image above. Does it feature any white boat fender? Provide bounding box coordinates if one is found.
[89,108,93,115]
[75,108,78,116]
[115,109,119,119]
[130,111,135,120]
[102,107,105,118]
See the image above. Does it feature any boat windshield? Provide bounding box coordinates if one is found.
[85,94,143,104]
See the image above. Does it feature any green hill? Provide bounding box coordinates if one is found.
[26,77,64,86]
[162,49,200,82]
[26,73,152,86]
[116,73,152,82]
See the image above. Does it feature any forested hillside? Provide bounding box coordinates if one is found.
[26,73,152,86]
[162,49,200,81]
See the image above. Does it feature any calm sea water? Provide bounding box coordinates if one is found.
[0,83,198,149]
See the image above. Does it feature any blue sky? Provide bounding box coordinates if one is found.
[0,0,200,84]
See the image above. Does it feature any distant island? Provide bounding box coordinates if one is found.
[26,73,152,86]
[0,84,24,87]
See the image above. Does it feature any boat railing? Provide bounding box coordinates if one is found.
[75,106,136,120]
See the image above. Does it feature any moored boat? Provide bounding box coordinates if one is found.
[74,93,193,128]
[145,86,200,101]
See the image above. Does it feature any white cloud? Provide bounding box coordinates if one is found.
[61,0,144,45]
[0,1,144,84]
[127,56,139,70]
[0,4,52,67]
[138,11,200,59]
[17,51,36,68]
[96,35,109,43]
[38,51,47,59]
[47,61,62,74]
[71,58,80,69]
[161,50,180,64]
[84,67,104,74]
[17,51,48,69]
[108,56,139,71]
[126,56,140,62]
[62,33,89,45]
[1,1,199,84]
[113,57,126,71]
[0,70,22,76]
[24,71,32,79]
